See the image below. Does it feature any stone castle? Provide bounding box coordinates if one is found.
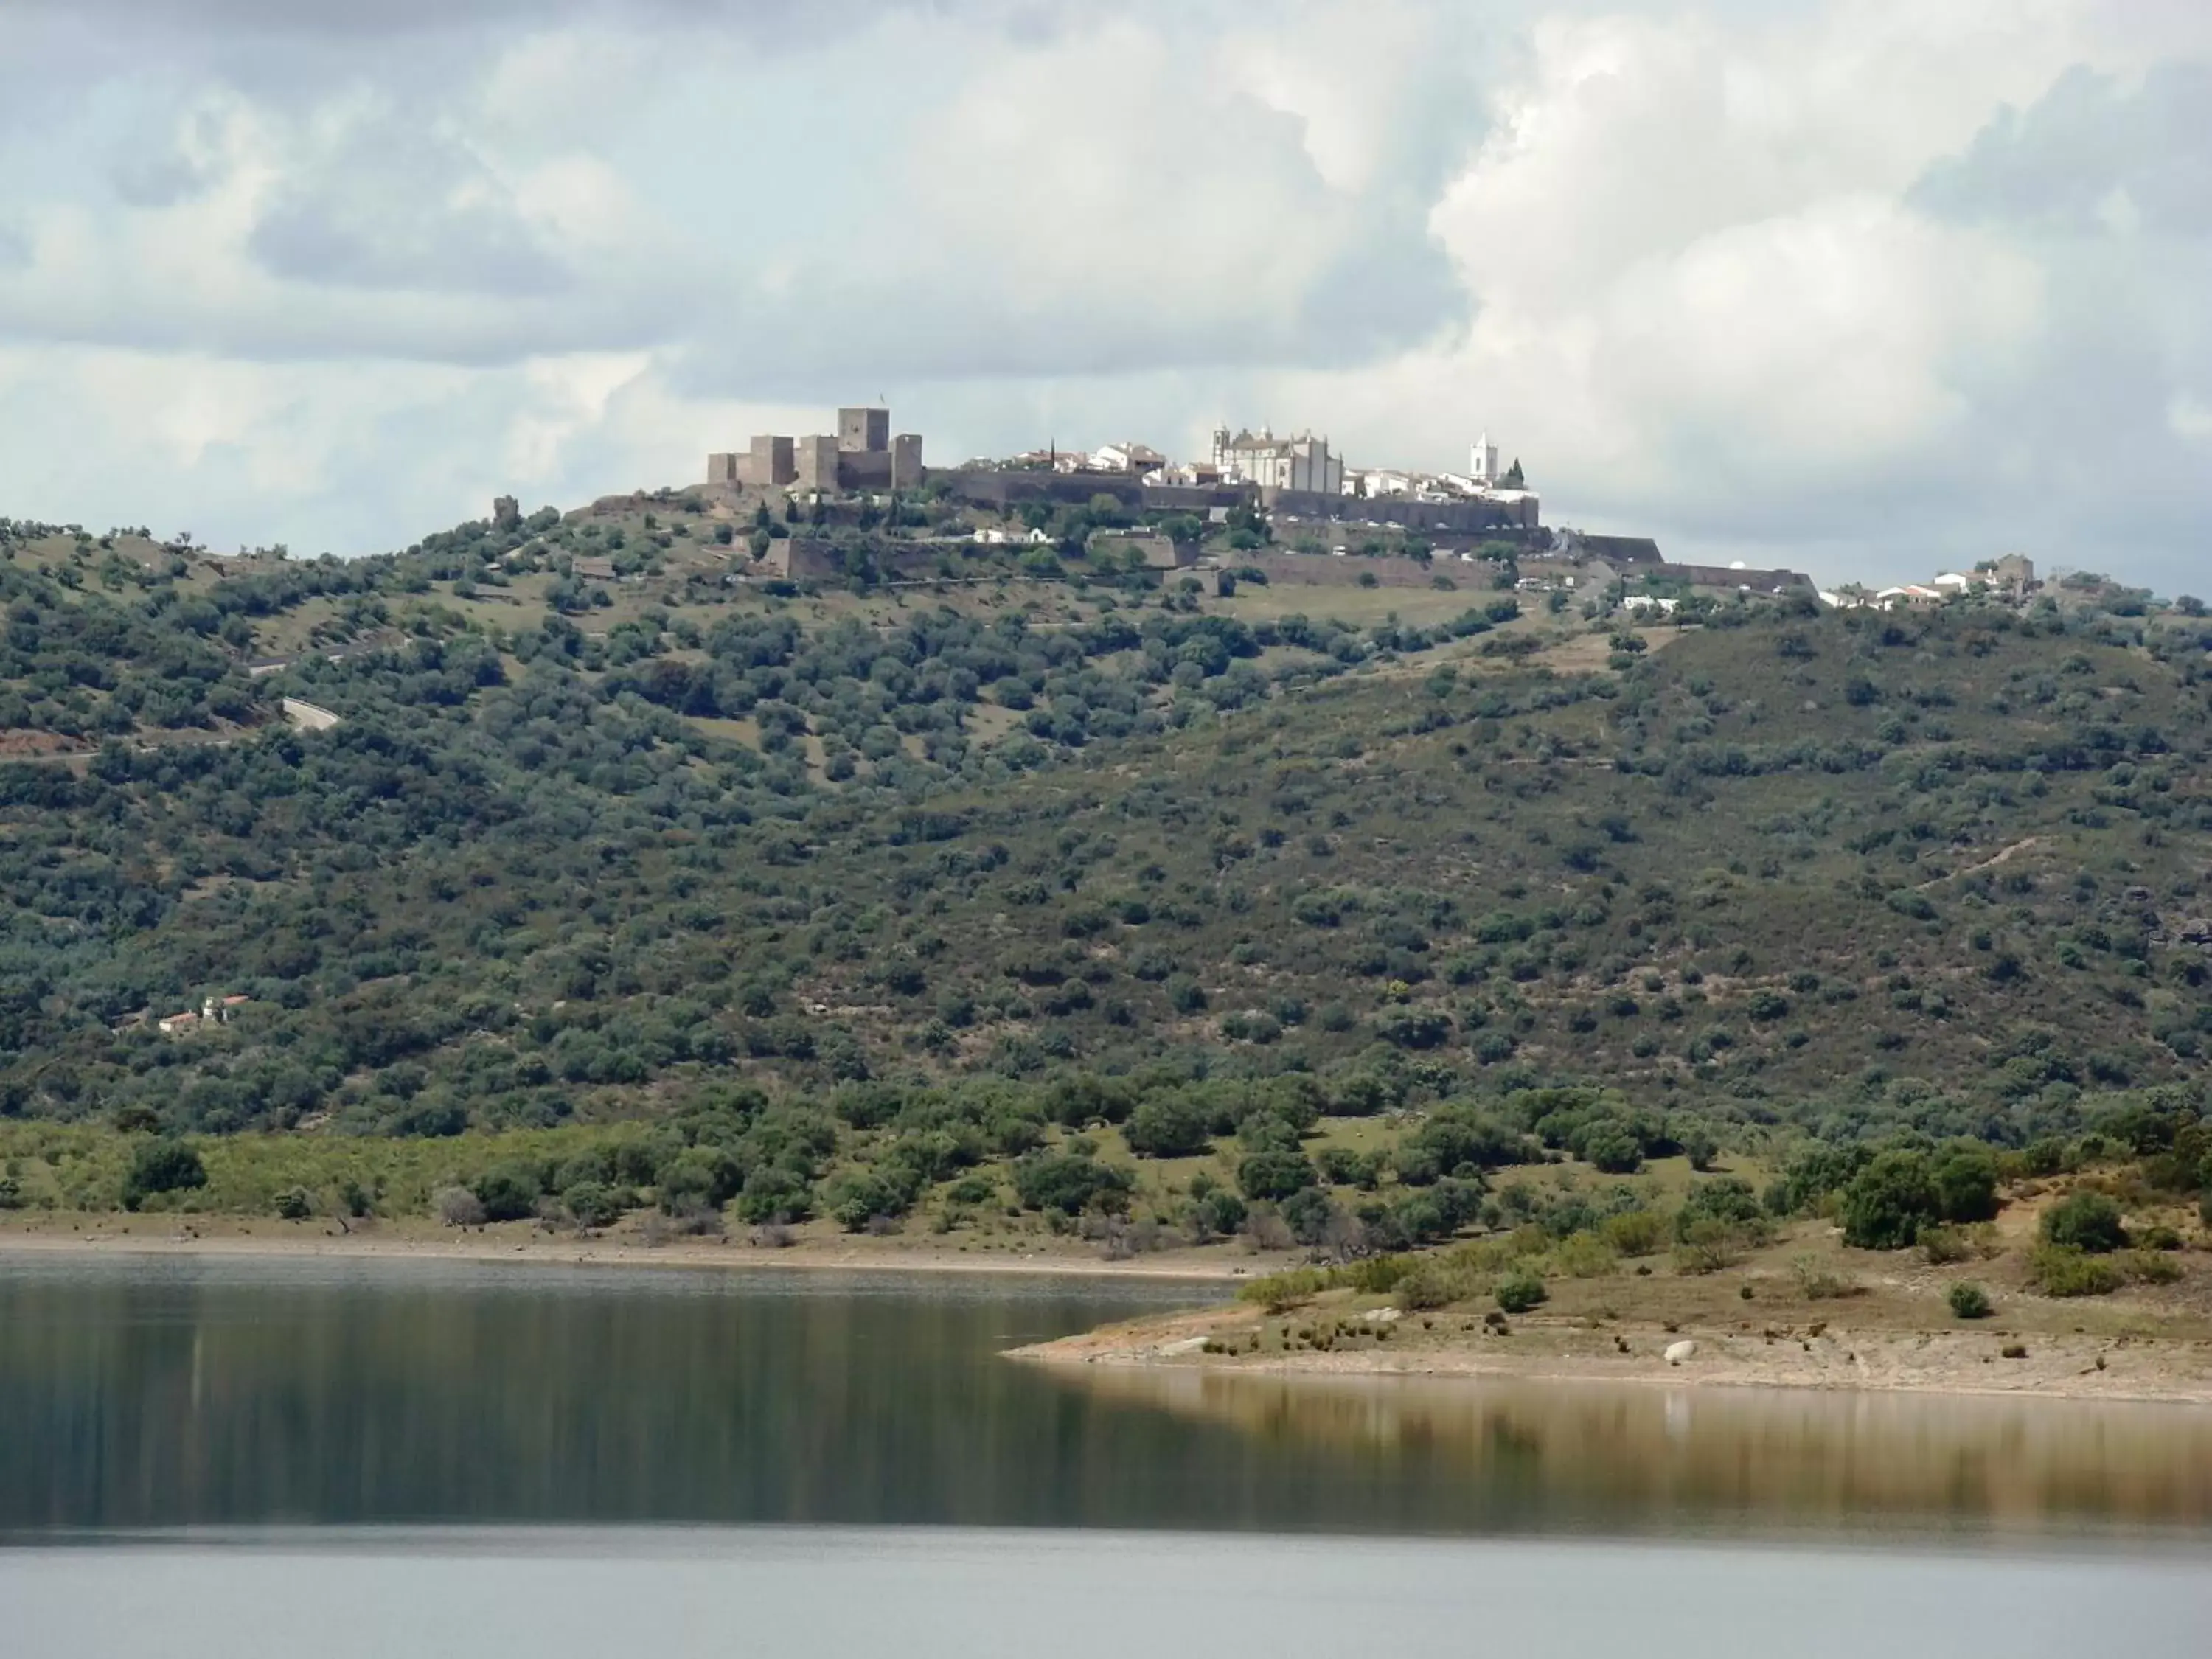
[709,407,923,495]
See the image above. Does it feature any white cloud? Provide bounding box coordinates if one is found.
[2171,394,2212,445]
[0,0,2205,592]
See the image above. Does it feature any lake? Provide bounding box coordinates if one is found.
[3,1253,2210,1658]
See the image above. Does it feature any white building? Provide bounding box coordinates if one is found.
[1349,468,1417,498]
[1470,431,1500,485]
[1211,425,1343,495]
[1876,585,1944,608]
[1091,442,1166,476]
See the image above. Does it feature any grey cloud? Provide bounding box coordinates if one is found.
[249,203,572,297]
[245,128,572,298]
[109,108,235,209]
[1290,232,1464,369]
[111,152,219,209]
[1912,63,2212,237]
[665,213,1465,401]
[0,223,29,271]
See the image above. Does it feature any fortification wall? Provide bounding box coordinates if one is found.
[1226,552,1489,591]
[1263,490,1539,533]
[1652,561,1813,591]
[795,436,840,492]
[1091,532,1197,570]
[836,450,896,490]
[931,469,1150,509]
[1141,484,1251,512]
[1575,533,1663,566]
[769,538,984,582]
[743,434,796,488]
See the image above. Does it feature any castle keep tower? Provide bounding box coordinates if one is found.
[838,407,891,453]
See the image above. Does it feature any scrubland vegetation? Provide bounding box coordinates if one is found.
[0,501,2208,1325]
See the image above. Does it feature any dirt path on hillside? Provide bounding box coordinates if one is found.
[1916,836,2042,890]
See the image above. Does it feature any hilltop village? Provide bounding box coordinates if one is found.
[688,406,2078,616]
[689,405,1799,605]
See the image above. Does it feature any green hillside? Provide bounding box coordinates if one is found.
[1,500,2208,1239]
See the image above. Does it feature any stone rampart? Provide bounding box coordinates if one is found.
[1652,562,1813,592]
[1264,490,1539,533]
[1226,552,1492,591]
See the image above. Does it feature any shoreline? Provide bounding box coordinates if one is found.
[1010,1304,2212,1408]
[14,1220,2212,1408]
[0,1218,1245,1283]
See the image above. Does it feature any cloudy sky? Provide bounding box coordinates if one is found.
[1,0,2208,589]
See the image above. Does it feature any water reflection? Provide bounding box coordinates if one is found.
[0,1256,1202,1534]
[4,1254,2211,1540]
[1050,1364,2212,1534]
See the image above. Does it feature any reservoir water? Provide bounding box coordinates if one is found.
[3,1253,2209,1656]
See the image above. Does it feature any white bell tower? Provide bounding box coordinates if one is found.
[1470,431,1499,485]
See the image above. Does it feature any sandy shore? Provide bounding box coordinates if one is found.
[0,1215,1249,1281]
[1012,1302,2212,1405]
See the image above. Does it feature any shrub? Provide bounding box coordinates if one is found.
[1348,1255,1410,1293]
[122,1140,206,1211]
[2022,1138,2068,1178]
[2138,1224,2185,1252]
[1165,975,1207,1014]
[2124,1248,2184,1286]
[1281,1186,1338,1247]
[1931,1144,2001,1223]
[435,1186,487,1228]
[471,1164,541,1223]
[1242,1265,1331,1311]
[1601,1209,1667,1257]
[1012,1150,1133,1214]
[1579,1121,1644,1175]
[2028,1242,2123,1297]
[1375,1007,1452,1051]
[1920,1225,1975,1265]
[1791,1256,1859,1300]
[1840,1150,1936,1250]
[274,1187,313,1221]
[1675,1178,1765,1243]
[1395,1105,1530,1183]
[1194,1188,1248,1237]
[2041,1190,2126,1253]
[1948,1282,1993,1320]
[827,1169,910,1233]
[1124,1095,1213,1158]
[1394,1262,1456,1311]
[1551,1230,1618,1278]
[657,1146,742,1212]
[946,1174,998,1207]
[1315,1147,1380,1189]
[735,1164,815,1225]
[1673,1219,1745,1275]
[564,1181,625,1230]
[1237,1149,1318,1203]
[1495,1270,1548,1314]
